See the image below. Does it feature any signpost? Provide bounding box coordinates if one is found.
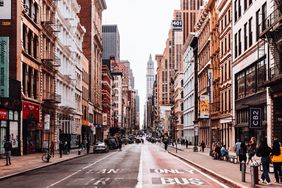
[249,108,262,128]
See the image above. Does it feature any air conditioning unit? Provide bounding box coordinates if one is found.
[22,4,29,14]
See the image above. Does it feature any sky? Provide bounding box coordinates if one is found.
[103,0,180,128]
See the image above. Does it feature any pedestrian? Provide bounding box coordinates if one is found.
[247,137,256,165]
[239,142,247,162]
[185,139,189,149]
[200,140,205,152]
[59,140,63,158]
[214,143,221,160]
[256,139,272,185]
[164,138,168,151]
[220,145,229,160]
[271,139,282,183]
[118,137,122,151]
[234,139,241,162]
[86,142,90,154]
[4,138,12,166]
[50,141,55,157]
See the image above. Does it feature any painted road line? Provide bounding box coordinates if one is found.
[172,154,230,188]
[46,152,117,188]
[135,145,143,188]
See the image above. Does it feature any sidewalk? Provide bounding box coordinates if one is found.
[0,148,89,180]
[163,144,281,188]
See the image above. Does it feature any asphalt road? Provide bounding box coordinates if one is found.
[0,142,229,188]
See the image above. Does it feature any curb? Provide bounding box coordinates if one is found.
[0,153,88,181]
[168,151,248,188]
[168,145,184,151]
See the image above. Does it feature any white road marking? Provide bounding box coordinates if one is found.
[46,152,116,187]
[135,145,143,188]
[93,178,110,185]
[172,155,230,188]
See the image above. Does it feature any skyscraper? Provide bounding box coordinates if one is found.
[146,54,155,98]
[102,25,120,60]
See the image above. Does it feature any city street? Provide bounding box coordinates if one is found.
[0,142,229,188]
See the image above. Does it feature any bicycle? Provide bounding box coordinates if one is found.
[42,149,51,163]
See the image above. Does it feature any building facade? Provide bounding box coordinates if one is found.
[102,25,120,60]
[217,0,233,149]
[232,0,273,145]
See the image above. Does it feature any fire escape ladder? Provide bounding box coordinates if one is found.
[266,31,282,79]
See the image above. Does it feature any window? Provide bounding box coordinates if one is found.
[234,0,238,22]
[238,0,241,18]
[262,2,267,31]
[244,0,247,11]
[245,66,256,96]
[228,89,231,111]
[244,23,248,51]
[256,9,260,41]
[257,60,266,90]
[0,0,3,6]
[249,17,253,47]
[236,72,245,99]
[235,33,238,58]
[238,29,242,55]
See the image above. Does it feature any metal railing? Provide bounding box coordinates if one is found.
[258,8,282,38]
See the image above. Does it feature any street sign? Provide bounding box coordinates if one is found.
[172,20,182,30]
[249,108,262,129]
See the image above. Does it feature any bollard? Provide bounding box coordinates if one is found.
[250,165,259,187]
[241,161,246,182]
[78,149,81,155]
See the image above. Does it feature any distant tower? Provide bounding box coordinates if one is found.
[146,54,155,98]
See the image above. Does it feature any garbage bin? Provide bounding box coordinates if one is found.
[250,165,259,186]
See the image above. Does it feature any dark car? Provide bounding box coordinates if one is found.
[121,138,133,145]
[107,138,119,150]
[93,142,109,153]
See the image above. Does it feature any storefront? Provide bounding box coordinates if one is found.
[0,108,21,157]
[22,101,42,154]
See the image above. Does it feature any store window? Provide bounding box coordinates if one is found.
[245,66,256,96]
[236,72,245,99]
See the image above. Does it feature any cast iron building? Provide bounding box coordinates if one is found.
[102,25,120,60]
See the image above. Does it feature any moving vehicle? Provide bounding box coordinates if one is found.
[93,142,109,153]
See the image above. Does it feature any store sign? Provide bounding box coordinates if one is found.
[44,114,50,130]
[172,20,182,31]
[0,0,11,19]
[249,108,262,128]
[0,37,9,97]
[0,108,7,119]
[199,95,209,118]
[22,101,40,121]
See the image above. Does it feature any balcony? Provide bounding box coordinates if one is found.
[43,93,62,103]
[258,8,282,38]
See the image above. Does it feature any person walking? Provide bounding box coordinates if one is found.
[239,142,247,171]
[247,137,256,165]
[235,139,241,162]
[271,139,282,183]
[185,139,189,149]
[256,140,272,185]
[59,140,63,158]
[4,139,12,166]
[50,141,55,157]
[200,140,205,152]
[86,142,90,154]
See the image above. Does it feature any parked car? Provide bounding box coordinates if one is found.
[121,138,133,145]
[93,142,109,153]
[105,138,119,150]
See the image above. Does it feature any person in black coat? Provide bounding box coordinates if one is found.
[4,139,12,166]
[256,140,272,184]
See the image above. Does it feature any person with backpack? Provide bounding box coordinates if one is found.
[239,142,247,171]
[256,139,272,185]
[271,139,282,183]
[247,137,256,165]
[235,139,241,161]
[4,138,12,166]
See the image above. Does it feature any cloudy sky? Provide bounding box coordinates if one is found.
[103,0,180,128]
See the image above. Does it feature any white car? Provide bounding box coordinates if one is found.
[93,142,109,153]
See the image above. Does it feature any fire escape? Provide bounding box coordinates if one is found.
[258,0,282,141]
[41,8,61,105]
[258,0,282,84]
